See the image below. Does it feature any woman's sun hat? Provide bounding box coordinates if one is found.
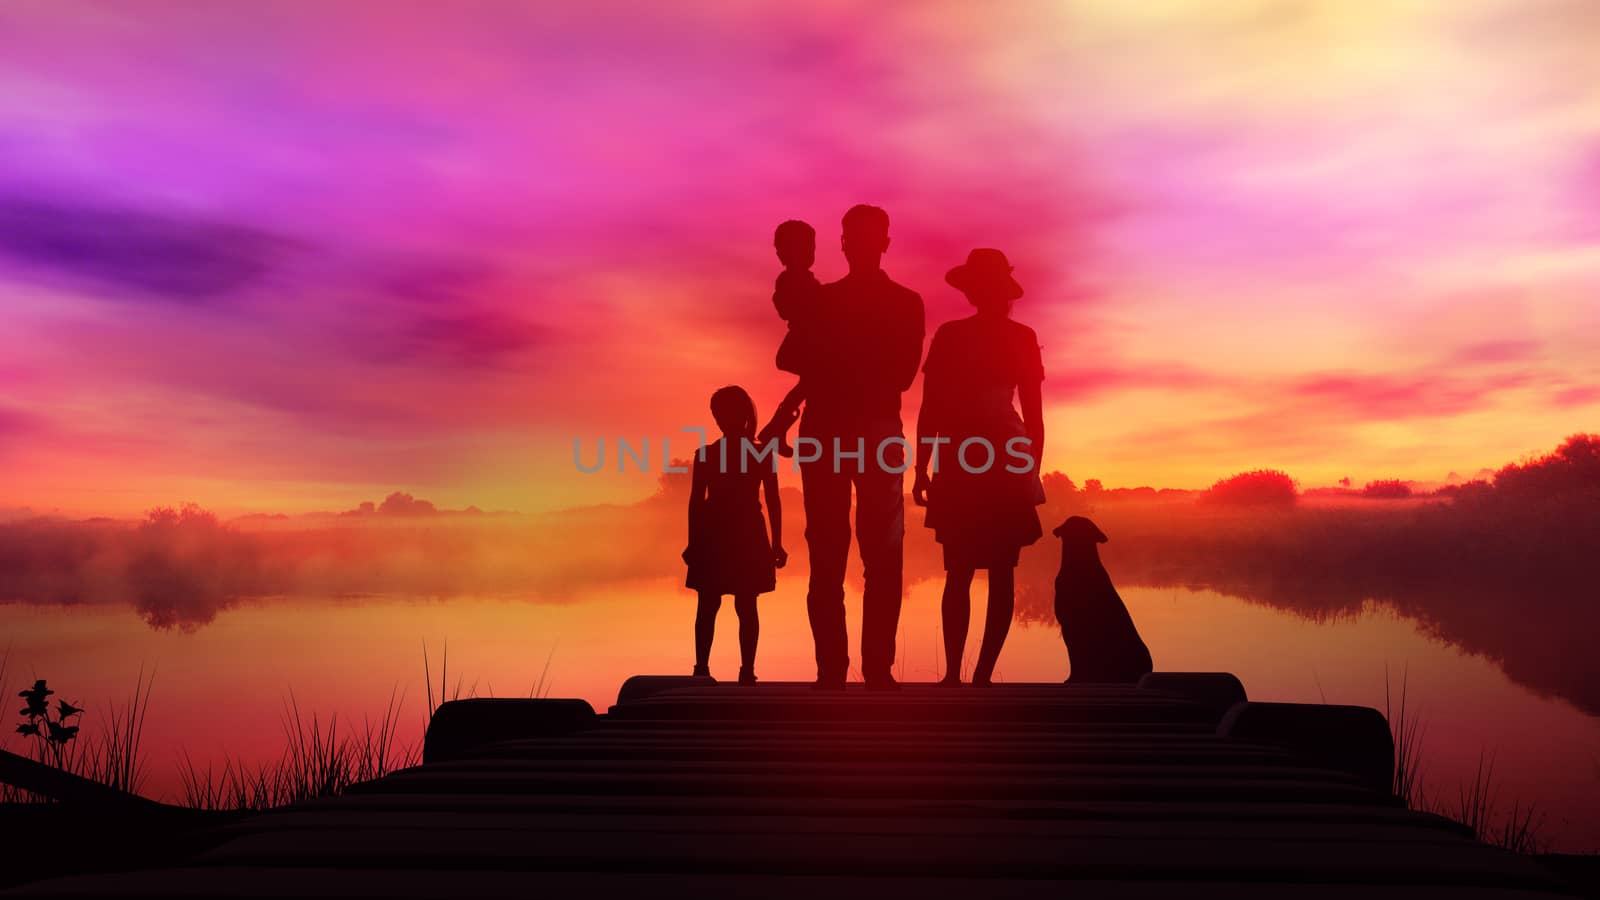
[945,248,1023,301]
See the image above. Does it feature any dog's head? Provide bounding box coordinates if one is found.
[1052,515,1108,545]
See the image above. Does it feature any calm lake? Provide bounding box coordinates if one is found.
[4,576,1597,851]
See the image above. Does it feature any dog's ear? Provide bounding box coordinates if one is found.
[1053,516,1110,543]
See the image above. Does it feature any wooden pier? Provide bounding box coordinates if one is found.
[5,674,1581,898]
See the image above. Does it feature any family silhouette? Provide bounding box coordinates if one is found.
[684,205,1148,686]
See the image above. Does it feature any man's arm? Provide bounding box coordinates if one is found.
[912,355,941,507]
[892,288,925,393]
[762,466,785,567]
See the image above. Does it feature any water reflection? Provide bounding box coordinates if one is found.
[2,582,1597,850]
[4,478,1594,719]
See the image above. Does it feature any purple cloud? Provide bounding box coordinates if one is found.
[0,192,294,304]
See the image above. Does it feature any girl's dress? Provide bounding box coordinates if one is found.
[684,438,777,596]
[921,314,1046,570]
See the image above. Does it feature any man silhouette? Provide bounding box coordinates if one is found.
[780,205,924,690]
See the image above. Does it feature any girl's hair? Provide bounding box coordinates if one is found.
[710,385,757,437]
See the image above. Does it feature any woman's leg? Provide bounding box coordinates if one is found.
[694,592,721,675]
[972,566,1016,685]
[733,594,759,675]
[941,568,976,683]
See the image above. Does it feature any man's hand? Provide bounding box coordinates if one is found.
[773,545,789,569]
[912,469,932,507]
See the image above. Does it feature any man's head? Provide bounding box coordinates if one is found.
[774,219,815,270]
[840,204,890,274]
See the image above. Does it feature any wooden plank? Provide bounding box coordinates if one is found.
[343,770,1387,806]
[187,826,1565,890]
[7,867,1575,899]
[450,734,1298,764]
[0,748,166,811]
[196,810,1474,846]
[262,792,1472,833]
[387,760,1362,785]
[605,696,1217,725]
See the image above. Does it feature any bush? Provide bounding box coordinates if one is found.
[126,505,263,630]
[1202,469,1298,507]
[1492,434,1600,500]
[1362,479,1413,499]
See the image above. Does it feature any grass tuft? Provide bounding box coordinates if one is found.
[1383,665,1546,854]
[1385,664,1429,810]
[83,666,153,795]
[1453,752,1545,854]
[176,687,417,811]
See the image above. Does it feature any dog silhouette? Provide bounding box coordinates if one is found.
[1052,516,1153,683]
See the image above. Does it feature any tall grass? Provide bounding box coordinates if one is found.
[1385,665,1545,853]
[529,643,557,699]
[176,688,416,811]
[423,639,471,724]
[421,637,557,705]
[1454,753,1545,855]
[1386,664,1429,809]
[82,666,153,795]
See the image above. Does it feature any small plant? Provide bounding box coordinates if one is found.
[15,679,84,771]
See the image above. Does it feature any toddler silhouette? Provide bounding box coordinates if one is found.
[758,219,818,456]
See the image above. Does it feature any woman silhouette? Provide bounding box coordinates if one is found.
[912,249,1045,686]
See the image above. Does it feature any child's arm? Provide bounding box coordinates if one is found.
[762,465,785,568]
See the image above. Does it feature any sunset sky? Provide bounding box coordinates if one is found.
[2,1,1597,516]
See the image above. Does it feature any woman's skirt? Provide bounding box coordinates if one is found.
[924,430,1044,571]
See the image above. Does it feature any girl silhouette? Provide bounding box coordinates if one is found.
[912,249,1046,686]
[683,385,786,683]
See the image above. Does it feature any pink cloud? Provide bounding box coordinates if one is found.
[1553,386,1600,408]
[1448,339,1544,366]
[1047,363,1225,401]
[1291,370,1535,421]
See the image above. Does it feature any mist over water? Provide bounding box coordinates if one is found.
[3,440,1597,849]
